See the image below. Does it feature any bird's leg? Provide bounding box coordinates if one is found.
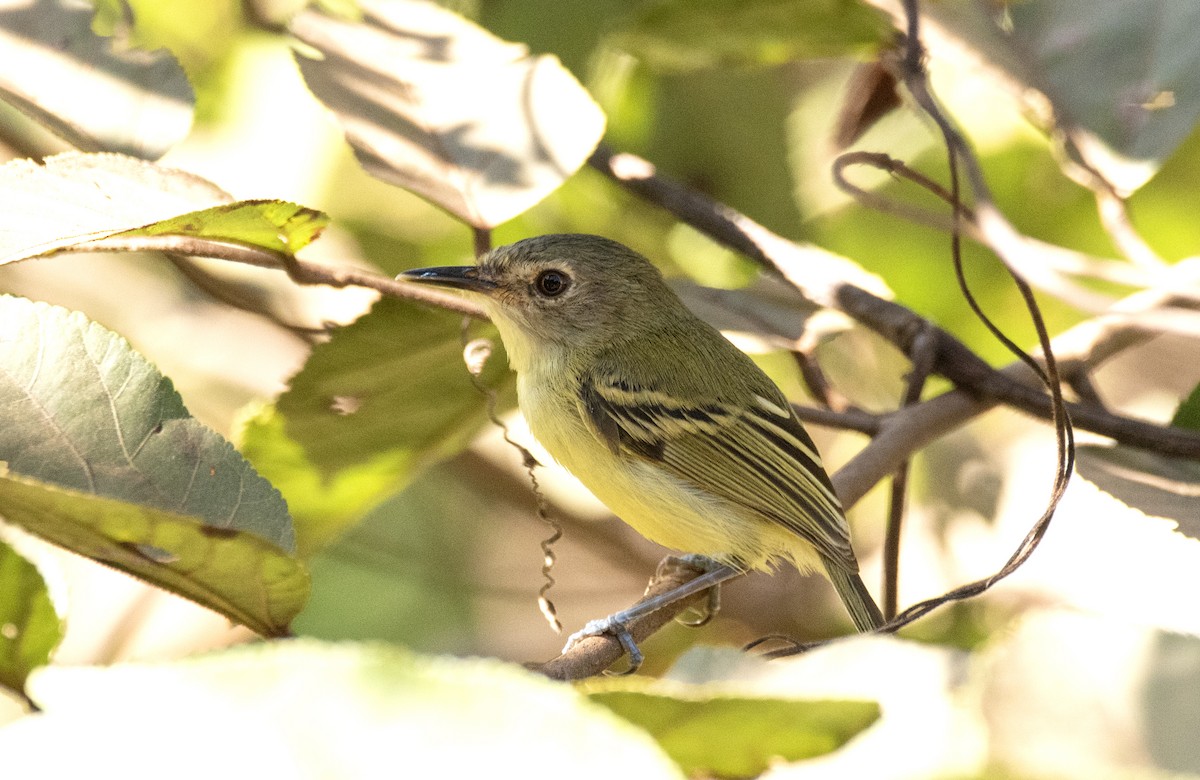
[563,556,741,674]
[671,554,723,627]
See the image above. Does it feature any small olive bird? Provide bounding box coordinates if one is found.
[402,234,882,665]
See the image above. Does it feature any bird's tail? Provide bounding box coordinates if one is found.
[823,559,885,632]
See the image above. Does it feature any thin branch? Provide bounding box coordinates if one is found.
[69,234,487,319]
[883,324,937,619]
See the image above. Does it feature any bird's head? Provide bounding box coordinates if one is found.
[400,234,675,370]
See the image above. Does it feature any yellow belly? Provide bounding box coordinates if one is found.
[518,372,821,574]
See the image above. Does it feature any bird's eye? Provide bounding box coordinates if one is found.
[535,269,570,297]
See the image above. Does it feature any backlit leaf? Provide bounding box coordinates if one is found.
[0,541,61,694]
[291,0,606,228]
[584,676,880,777]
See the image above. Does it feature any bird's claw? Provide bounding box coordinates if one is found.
[563,616,644,675]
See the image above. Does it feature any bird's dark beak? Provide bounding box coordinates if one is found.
[398,266,497,294]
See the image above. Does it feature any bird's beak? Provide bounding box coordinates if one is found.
[398,266,497,295]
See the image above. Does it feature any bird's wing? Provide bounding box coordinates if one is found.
[579,371,857,569]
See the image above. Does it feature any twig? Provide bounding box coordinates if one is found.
[69,234,487,318]
[883,324,937,618]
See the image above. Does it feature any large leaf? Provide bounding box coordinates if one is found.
[0,295,306,634]
[2,641,685,779]
[243,296,515,555]
[0,152,229,263]
[0,541,61,695]
[613,0,892,70]
[0,475,308,637]
[291,0,606,228]
[912,0,1200,194]
[0,152,331,265]
[0,0,193,159]
[584,676,880,777]
[0,295,294,549]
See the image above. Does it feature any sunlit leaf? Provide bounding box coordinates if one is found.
[920,0,1200,193]
[584,676,880,777]
[2,641,685,779]
[0,0,193,159]
[291,0,606,228]
[244,297,515,555]
[238,406,412,558]
[116,200,330,254]
[0,152,230,263]
[613,0,892,70]
[0,541,61,695]
[0,475,308,637]
[0,153,331,266]
[275,297,512,478]
[1076,444,1200,541]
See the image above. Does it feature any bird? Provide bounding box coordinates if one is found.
[401,234,882,667]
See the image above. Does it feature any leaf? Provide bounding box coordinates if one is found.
[0,295,294,550]
[115,200,330,254]
[290,0,606,228]
[1075,444,1200,541]
[1171,383,1200,431]
[922,0,1200,193]
[238,406,413,558]
[0,0,193,160]
[0,152,230,263]
[0,295,306,635]
[1007,0,1200,193]
[2,641,685,779]
[584,676,880,777]
[613,0,892,70]
[243,297,515,555]
[277,297,513,477]
[0,474,308,637]
[0,541,61,695]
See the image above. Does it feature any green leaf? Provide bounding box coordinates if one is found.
[0,295,294,550]
[291,0,606,228]
[0,0,193,159]
[238,405,411,558]
[0,154,329,265]
[3,641,685,779]
[0,152,230,264]
[246,296,514,555]
[613,0,892,71]
[115,200,330,254]
[584,677,880,777]
[0,542,62,695]
[0,295,307,635]
[1171,383,1200,431]
[0,474,308,637]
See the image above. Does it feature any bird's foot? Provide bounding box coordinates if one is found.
[563,615,644,675]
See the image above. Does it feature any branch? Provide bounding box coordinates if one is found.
[71,234,487,319]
